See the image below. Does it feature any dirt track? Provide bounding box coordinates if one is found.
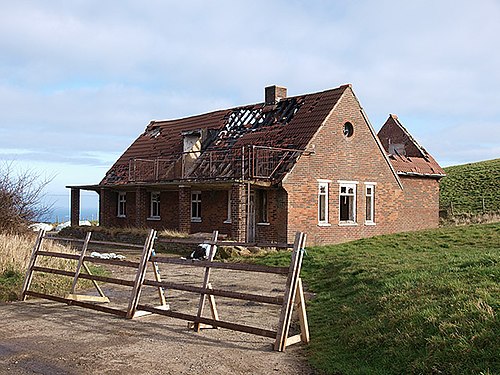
[0,257,313,374]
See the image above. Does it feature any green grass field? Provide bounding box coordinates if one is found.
[440,158,500,214]
[256,223,500,374]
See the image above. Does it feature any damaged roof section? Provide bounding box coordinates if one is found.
[378,114,445,177]
[101,85,349,185]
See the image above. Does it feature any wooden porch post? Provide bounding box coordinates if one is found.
[70,188,80,227]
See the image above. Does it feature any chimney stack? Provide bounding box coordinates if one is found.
[265,85,287,105]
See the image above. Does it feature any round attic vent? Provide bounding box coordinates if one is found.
[343,122,354,137]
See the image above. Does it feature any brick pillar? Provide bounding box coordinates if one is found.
[99,188,113,227]
[136,187,147,227]
[231,183,247,241]
[70,188,80,227]
[178,185,191,234]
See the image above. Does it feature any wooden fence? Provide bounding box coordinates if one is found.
[22,229,309,351]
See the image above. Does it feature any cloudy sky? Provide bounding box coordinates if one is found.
[1,0,499,217]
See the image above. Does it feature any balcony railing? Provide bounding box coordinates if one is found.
[127,145,304,183]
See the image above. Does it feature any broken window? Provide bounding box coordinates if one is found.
[318,182,329,225]
[339,183,356,223]
[117,192,126,218]
[150,192,160,219]
[365,184,375,224]
[256,190,268,223]
[191,191,202,222]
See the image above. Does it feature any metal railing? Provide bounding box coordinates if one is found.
[127,145,304,183]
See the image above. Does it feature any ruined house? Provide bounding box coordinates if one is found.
[68,84,445,245]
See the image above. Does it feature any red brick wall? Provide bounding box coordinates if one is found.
[283,87,439,245]
[190,189,231,237]
[398,176,441,230]
[254,188,288,243]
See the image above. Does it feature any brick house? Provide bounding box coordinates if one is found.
[69,84,445,245]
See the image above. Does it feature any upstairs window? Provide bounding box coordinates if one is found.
[191,191,202,222]
[117,192,126,218]
[365,184,375,224]
[318,181,329,225]
[339,183,357,223]
[150,192,160,219]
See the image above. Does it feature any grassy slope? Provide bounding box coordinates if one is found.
[440,158,500,213]
[257,223,500,374]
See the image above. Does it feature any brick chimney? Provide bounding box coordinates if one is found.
[265,85,287,105]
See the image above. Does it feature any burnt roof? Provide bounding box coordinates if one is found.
[101,85,349,185]
[378,114,445,178]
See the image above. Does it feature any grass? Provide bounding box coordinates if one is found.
[0,232,106,301]
[440,158,500,214]
[254,223,500,374]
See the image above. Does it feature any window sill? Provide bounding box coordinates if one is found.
[223,219,232,224]
[191,218,202,223]
[147,216,161,221]
[338,222,358,227]
[365,221,376,226]
[117,215,126,219]
[317,223,331,227]
[257,222,270,226]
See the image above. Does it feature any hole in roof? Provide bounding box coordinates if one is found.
[343,122,354,137]
[147,127,161,138]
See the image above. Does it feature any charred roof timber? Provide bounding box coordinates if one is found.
[265,85,287,105]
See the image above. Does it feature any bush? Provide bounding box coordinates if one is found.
[0,162,53,233]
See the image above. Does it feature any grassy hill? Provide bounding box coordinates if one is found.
[440,158,500,214]
[256,223,500,374]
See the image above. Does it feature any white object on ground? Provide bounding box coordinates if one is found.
[28,223,54,232]
[188,243,217,260]
[55,220,92,231]
[90,252,126,260]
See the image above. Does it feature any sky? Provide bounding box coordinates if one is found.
[1,0,499,220]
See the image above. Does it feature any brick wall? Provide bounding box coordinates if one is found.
[231,183,247,241]
[283,87,439,245]
[398,176,441,230]
[254,188,288,243]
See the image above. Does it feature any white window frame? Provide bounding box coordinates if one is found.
[338,181,358,225]
[149,191,161,220]
[117,192,126,218]
[317,180,331,226]
[224,190,232,224]
[365,182,376,225]
[191,191,202,222]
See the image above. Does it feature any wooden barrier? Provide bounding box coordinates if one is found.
[21,229,165,318]
[134,230,309,351]
[22,229,309,352]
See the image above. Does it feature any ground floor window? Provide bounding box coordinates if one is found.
[191,191,201,222]
[224,190,232,223]
[150,191,160,219]
[339,182,357,223]
[365,183,375,224]
[117,192,126,217]
[318,181,329,225]
[256,190,268,223]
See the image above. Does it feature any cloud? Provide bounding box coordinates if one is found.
[0,0,498,182]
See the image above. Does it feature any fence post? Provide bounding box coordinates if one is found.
[21,229,46,301]
[126,229,157,319]
[274,232,307,351]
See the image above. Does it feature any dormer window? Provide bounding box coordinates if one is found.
[182,130,202,177]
